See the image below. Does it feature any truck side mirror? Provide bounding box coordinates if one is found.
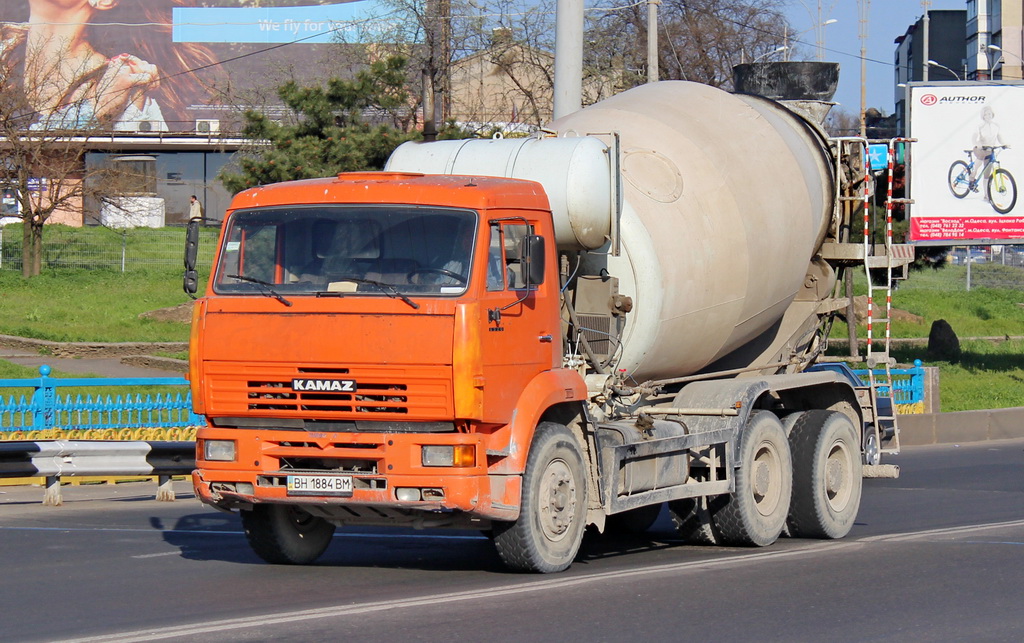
[183,219,200,296]
[521,234,545,287]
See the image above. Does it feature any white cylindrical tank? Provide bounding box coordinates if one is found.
[386,136,612,250]
[388,81,835,382]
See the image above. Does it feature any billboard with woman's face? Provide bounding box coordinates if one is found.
[0,1,393,133]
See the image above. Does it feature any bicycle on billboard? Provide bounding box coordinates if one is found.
[947,145,1017,214]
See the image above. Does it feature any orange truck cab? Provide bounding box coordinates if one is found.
[191,172,589,565]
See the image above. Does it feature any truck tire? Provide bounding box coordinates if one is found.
[786,410,863,539]
[241,504,336,565]
[712,411,792,547]
[668,496,721,545]
[493,422,587,573]
[605,503,662,534]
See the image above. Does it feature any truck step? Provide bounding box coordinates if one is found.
[863,464,900,478]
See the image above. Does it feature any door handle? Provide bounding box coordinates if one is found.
[538,335,553,343]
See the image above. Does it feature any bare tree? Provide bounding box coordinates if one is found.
[586,0,793,91]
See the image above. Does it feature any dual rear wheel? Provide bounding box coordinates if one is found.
[670,410,862,546]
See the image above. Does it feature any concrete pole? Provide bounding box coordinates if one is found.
[922,2,931,81]
[858,0,869,138]
[647,0,660,83]
[554,0,584,119]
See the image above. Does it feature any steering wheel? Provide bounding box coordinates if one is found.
[407,267,467,285]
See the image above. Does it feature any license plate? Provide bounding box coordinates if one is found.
[286,475,353,496]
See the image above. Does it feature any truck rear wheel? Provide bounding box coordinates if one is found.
[787,410,863,539]
[493,422,587,573]
[668,496,721,545]
[241,504,336,565]
[712,412,792,546]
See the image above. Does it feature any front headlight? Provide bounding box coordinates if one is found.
[421,444,476,467]
[203,439,236,462]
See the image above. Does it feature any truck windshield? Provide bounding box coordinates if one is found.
[213,205,477,297]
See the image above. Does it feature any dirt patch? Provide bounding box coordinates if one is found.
[0,334,187,358]
[139,302,194,324]
[843,296,925,325]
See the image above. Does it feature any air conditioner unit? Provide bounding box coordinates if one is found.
[195,119,220,134]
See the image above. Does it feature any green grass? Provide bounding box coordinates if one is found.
[0,267,197,342]
[888,340,1024,412]
[829,263,1024,340]
[0,359,189,403]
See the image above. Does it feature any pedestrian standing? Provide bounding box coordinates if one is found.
[189,194,203,222]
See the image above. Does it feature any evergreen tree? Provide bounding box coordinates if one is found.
[219,56,419,193]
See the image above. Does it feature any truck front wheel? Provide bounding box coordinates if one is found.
[787,410,863,539]
[493,422,587,573]
[712,412,792,546]
[241,504,336,565]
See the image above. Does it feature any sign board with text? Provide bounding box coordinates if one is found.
[0,2,397,133]
[907,81,1024,244]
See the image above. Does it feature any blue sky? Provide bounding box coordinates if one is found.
[782,0,964,116]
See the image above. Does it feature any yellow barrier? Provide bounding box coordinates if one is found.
[897,402,926,415]
[0,427,198,441]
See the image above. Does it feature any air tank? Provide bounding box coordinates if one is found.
[387,81,836,382]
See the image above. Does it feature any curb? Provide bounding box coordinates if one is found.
[0,334,188,359]
[897,407,1024,445]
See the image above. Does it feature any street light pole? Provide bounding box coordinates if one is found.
[753,45,788,63]
[929,59,958,79]
[988,44,1023,79]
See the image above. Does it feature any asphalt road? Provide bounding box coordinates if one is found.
[2,439,1023,643]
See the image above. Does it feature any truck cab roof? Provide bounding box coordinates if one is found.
[229,172,552,214]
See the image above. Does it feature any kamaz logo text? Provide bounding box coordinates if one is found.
[292,378,356,392]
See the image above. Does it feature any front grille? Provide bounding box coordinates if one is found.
[205,362,453,420]
[246,380,409,414]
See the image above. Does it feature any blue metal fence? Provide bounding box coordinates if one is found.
[0,365,204,432]
[853,359,927,406]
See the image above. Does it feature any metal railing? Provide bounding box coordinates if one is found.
[853,359,926,413]
[0,365,203,432]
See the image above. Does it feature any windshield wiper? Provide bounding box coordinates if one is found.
[226,274,293,307]
[316,277,420,310]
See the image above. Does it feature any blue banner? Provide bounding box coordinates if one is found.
[172,2,393,44]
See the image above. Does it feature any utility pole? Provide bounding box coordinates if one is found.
[423,0,451,135]
[554,0,584,119]
[647,0,660,83]
[922,1,931,81]
[858,0,869,137]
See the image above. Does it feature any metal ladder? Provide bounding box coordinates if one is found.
[861,138,915,457]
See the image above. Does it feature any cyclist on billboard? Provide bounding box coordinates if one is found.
[970,105,1007,198]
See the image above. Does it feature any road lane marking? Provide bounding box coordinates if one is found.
[56,542,858,643]
[859,518,1024,543]
[0,525,484,540]
[46,518,1024,643]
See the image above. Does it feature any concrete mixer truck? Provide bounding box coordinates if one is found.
[186,81,908,573]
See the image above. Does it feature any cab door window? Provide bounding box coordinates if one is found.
[487,222,531,291]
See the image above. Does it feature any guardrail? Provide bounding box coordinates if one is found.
[0,440,195,505]
[0,365,204,433]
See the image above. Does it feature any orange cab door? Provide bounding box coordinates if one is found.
[476,219,559,424]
